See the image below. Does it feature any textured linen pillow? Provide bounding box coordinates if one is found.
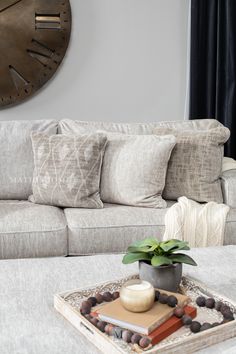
[99,133,176,208]
[29,132,107,208]
[154,125,230,203]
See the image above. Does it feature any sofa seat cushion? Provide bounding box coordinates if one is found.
[65,203,236,255]
[0,201,67,259]
[65,202,175,255]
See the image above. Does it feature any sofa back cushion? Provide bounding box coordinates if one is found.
[0,120,58,200]
[59,118,221,135]
[59,119,229,203]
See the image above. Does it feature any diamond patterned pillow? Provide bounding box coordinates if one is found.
[29,132,107,208]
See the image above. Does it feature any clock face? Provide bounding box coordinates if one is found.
[0,0,71,107]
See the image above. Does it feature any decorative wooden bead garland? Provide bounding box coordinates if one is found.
[174,295,235,333]
[80,290,236,349]
[80,290,180,349]
[191,296,234,332]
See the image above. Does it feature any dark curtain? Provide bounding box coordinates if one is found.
[190,0,236,158]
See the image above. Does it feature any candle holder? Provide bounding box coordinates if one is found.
[120,279,155,313]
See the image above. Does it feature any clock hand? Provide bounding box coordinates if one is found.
[0,0,22,13]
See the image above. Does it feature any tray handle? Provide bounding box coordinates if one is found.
[80,321,94,335]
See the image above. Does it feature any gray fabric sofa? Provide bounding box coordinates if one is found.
[0,119,235,259]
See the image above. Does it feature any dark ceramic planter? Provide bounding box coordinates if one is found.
[139,261,182,292]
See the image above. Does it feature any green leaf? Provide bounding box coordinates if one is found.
[131,238,159,248]
[169,253,197,266]
[159,239,190,252]
[127,244,158,253]
[122,252,152,264]
[151,255,173,267]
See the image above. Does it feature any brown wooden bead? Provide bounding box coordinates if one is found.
[215,301,223,311]
[105,324,113,335]
[221,304,231,314]
[182,315,192,325]
[103,292,113,302]
[200,322,212,331]
[95,293,104,304]
[81,300,92,309]
[97,321,107,332]
[205,298,215,309]
[212,322,221,327]
[139,337,151,348]
[131,333,142,344]
[190,321,201,333]
[90,317,98,326]
[108,325,114,336]
[112,291,120,300]
[122,330,133,343]
[88,297,97,306]
[196,296,206,307]
[223,310,234,320]
[174,307,185,318]
[80,302,91,315]
[167,295,178,307]
[159,293,168,304]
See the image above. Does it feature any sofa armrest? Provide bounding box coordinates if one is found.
[221,170,236,207]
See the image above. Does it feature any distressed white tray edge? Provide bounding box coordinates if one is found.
[54,274,236,354]
[54,293,124,354]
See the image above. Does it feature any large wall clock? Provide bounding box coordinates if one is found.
[0,0,71,107]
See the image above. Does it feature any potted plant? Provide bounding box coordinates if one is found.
[122,238,197,292]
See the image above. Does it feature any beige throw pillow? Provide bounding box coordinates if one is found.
[29,132,107,208]
[154,125,230,203]
[100,133,176,208]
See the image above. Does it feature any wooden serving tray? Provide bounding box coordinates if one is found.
[54,275,236,354]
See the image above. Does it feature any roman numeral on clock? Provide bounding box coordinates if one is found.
[9,65,29,91]
[35,13,61,29]
[27,39,54,66]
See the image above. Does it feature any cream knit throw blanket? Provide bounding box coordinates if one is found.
[163,196,230,247]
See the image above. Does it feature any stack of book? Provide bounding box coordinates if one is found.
[92,289,197,345]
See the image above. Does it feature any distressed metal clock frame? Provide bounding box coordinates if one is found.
[0,0,71,107]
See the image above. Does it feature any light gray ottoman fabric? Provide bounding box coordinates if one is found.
[0,247,236,354]
[65,203,236,255]
[0,201,67,259]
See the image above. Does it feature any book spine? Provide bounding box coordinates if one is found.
[148,306,197,345]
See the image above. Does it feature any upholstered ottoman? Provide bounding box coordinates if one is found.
[1,247,236,353]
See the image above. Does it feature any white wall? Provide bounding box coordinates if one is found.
[0,0,189,122]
